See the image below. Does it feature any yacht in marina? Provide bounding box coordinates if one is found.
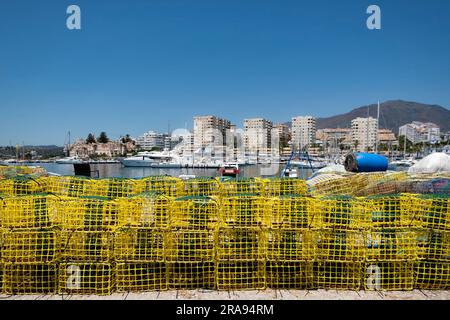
[121,151,183,168]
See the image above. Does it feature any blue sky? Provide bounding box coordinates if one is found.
[0,0,449,146]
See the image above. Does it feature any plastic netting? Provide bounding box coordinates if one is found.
[59,262,114,295]
[1,172,450,293]
[219,195,267,227]
[263,178,308,197]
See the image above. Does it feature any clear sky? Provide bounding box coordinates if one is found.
[0,0,449,146]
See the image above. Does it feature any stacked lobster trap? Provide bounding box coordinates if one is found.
[58,196,117,295]
[265,196,313,289]
[114,193,171,292]
[0,171,449,294]
[168,196,218,289]
[0,194,60,294]
[216,195,267,290]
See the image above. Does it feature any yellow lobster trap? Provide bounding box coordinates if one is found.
[0,263,3,293]
[415,261,450,290]
[116,262,167,292]
[364,262,414,291]
[354,172,409,197]
[364,195,417,229]
[219,178,265,197]
[312,230,365,262]
[1,228,58,263]
[216,260,265,290]
[170,196,219,229]
[115,194,171,229]
[57,196,118,230]
[268,196,311,229]
[263,178,307,197]
[0,195,60,229]
[59,262,115,295]
[88,178,139,199]
[114,227,165,262]
[44,176,92,198]
[408,194,449,230]
[0,176,46,196]
[60,230,114,262]
[0,165,47,179]
[266,229,313,261]
[137,176,183,197]
[416,230,449,261]
[3,262,58,294]
[266,261,312,289]
[365,228,418,261]
[167,261,215,289]
[216,227,266,261]
[166,229,215,262]
[181,178,221,197]
[312,261,362,290]
[310,196,368,230]
[307,174,356,197]
[219,195,268,227]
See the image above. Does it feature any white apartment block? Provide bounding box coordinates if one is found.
[351,117,378,152]
[193,115,231,150]
[399,121,441,144]
[291,116,316,150]
[273,123,290,145]
[136,131,167,150]
[243,118,273,152]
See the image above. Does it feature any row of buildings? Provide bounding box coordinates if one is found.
[69,116,442,159]
[135,115,400,154]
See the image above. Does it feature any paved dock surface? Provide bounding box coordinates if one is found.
[1,290,448,300]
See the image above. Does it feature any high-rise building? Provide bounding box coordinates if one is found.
[273,123,291,148]
[291,116,316,150]
[399,121,440,144]
[193,115,231,150]
[351,117,378,152]
[136,131,167,150]
[243,118,273,152]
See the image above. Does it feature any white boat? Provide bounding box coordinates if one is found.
[121,151,182,168]
[389,158,416,167]
[290,159,329,169]
[282,167,298,178]
[55,156,83,164]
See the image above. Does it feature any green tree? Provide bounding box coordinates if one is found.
[86,133,96,144]
[98,132,109,143]
[121,134,132,143]
[398,135,413,153]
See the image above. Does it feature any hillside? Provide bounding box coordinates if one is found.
[315,100,450,133]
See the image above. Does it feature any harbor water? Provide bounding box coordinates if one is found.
[18,162,316,179]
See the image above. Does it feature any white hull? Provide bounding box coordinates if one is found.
[121,159,182,168]
[56,160,83,164]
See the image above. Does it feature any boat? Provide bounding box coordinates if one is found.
[290,159,329,169]
[282,167,298,178]
[55,156,83,164]
[218,163,240,177]
[121,151,182,168]
[389,158,417,168]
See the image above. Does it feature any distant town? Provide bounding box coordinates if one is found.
[1,112,449,162]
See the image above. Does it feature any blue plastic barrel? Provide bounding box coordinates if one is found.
[344,153,388,172]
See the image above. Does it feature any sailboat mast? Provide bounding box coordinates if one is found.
[375,101,380,153]
[366,106,370,152]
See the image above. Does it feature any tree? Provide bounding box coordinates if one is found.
[398,135,413,153]
[86,133,96,144]
[121,134,132,143]
[98,132,109,144]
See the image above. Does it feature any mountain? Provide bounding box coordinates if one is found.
[314,100,450,134]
